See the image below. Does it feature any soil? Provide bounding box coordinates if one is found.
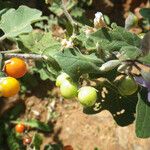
[22,95,150,150]
[3,85,150,150]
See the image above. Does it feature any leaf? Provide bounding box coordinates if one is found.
[0,103,25,122]
[19,32,61,80]
[120,46,141,60]
[18,32,44,52]
[49,0,77,16]
[139,53,150,64]
[136,88,150,138]
[0,9,8,19]
[0,6,42,38]
[34,61,60,81]
[18,32,61,54]
[77,24,141,54]
[32,133,43,150]
[20,73,38,91]
[7,131,23,150]
[52,48,103,80]
[12,119,52,132]
[140,31,150,55]
[140,8,150,20]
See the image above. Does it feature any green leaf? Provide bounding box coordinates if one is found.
[19,32,61,54]
[52,48,103,80]
[12,119,52,132]
[120,46,141,60]
[77,25,141,55]
[0,5,42,38]
[0,9,8,19]
[136,88,150,138]
[0,103,25,122]
[49,0,77,16]
[20,73,38,91]
[18,32,44,52]
[19,32,61,80]
[139,53,150,64]
[7,131,23,150]
[140,8,150,20]
[34,61,60,81]
[32,133,43,150]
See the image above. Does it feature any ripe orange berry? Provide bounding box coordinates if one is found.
[5,57,27,78]
[15,124,25,133]
[0,77,20,97]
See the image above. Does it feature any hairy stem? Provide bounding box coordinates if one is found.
[61,0,77,27]
[4,53,44,60]
[0,49,21,53]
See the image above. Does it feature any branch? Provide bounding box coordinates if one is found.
[4,53,44,60]
[0,49,21,53]
[61,0,77,27]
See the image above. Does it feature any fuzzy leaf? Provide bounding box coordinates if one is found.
[51,48,103,80]
[136,88,150,138]
[0,6,42,38]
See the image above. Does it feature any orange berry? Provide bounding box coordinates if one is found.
[5,57,27,78]
[15,124,25,133]
[0,77,20,97]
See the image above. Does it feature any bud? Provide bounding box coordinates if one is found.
[117,63,128,73]
[94,12,106,29]
[99,60,120,72]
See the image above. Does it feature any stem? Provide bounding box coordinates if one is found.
[0,49,21,53]
[61,0,77,27]
[0,35,6,42]
[4,53,44,60]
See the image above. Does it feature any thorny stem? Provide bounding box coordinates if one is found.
[4,53,45,60]
[61,0,77,28]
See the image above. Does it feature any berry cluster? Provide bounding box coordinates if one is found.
[56,73,98,107]
[0,57,27,97]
